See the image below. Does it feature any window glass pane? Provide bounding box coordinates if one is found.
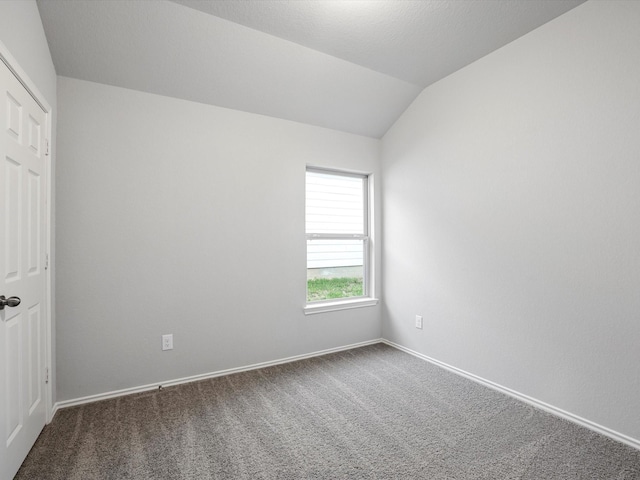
[307,239,364,302]
[306,171,364,235]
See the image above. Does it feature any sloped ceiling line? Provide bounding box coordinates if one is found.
[37,0,585,138]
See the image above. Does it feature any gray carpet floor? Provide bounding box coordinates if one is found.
[16,343,640,479]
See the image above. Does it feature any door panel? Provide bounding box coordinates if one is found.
[27,305,42,415]
[0,59,48,480]
[4,156,21,283]
[27,169,41,276]
[5,314,22,443]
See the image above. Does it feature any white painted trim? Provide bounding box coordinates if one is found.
[50,337,640,452]
[53,339,384,413]
[382,339,640,452]
[0,42,51,113]
[304,297,378,315]
[44,102,53,424]
[0,40,54,424]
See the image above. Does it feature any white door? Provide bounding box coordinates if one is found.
[0,59,48,480]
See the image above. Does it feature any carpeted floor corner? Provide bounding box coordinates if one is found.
[15,343,640,479]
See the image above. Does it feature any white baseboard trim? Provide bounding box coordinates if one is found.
[52,338,383,414]
[52,337,640,452]
[382,339,640,451]
[51,402,59,420]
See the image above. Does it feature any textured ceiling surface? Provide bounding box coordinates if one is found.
[171,0,585,87]
[37,0,586,138]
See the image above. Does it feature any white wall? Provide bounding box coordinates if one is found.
[0,1,56,104]
[55,77,381,401]
[381,0,640,442]
[0,0,57,401]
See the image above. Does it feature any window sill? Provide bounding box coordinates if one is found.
[304,298,379,315]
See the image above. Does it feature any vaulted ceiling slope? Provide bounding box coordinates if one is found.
[37,0,585,138]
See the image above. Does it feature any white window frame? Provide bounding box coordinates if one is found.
[304,167,378,314]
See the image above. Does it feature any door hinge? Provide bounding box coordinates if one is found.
[45,139,50,156]
[45,253,49,270]
[45,368,49,384]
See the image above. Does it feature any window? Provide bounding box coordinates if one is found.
[305,167,376,313]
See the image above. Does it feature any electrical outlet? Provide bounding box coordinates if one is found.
[415,315,423,329]
[162,334,173,351]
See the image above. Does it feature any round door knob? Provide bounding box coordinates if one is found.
[0,295,21,310]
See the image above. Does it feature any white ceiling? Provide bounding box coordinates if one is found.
[37,0,585,138]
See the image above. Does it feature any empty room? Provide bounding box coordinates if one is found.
[1,0,639,478]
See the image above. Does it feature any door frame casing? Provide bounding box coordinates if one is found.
[0,40,54,423]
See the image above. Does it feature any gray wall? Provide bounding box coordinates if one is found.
[0,0,56,104]
[381,0,640,441]
[55,77,381,401]
[11,0,638,446]
[0,0,57,402]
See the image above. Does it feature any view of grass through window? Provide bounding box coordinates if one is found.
[307,277,364,302]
